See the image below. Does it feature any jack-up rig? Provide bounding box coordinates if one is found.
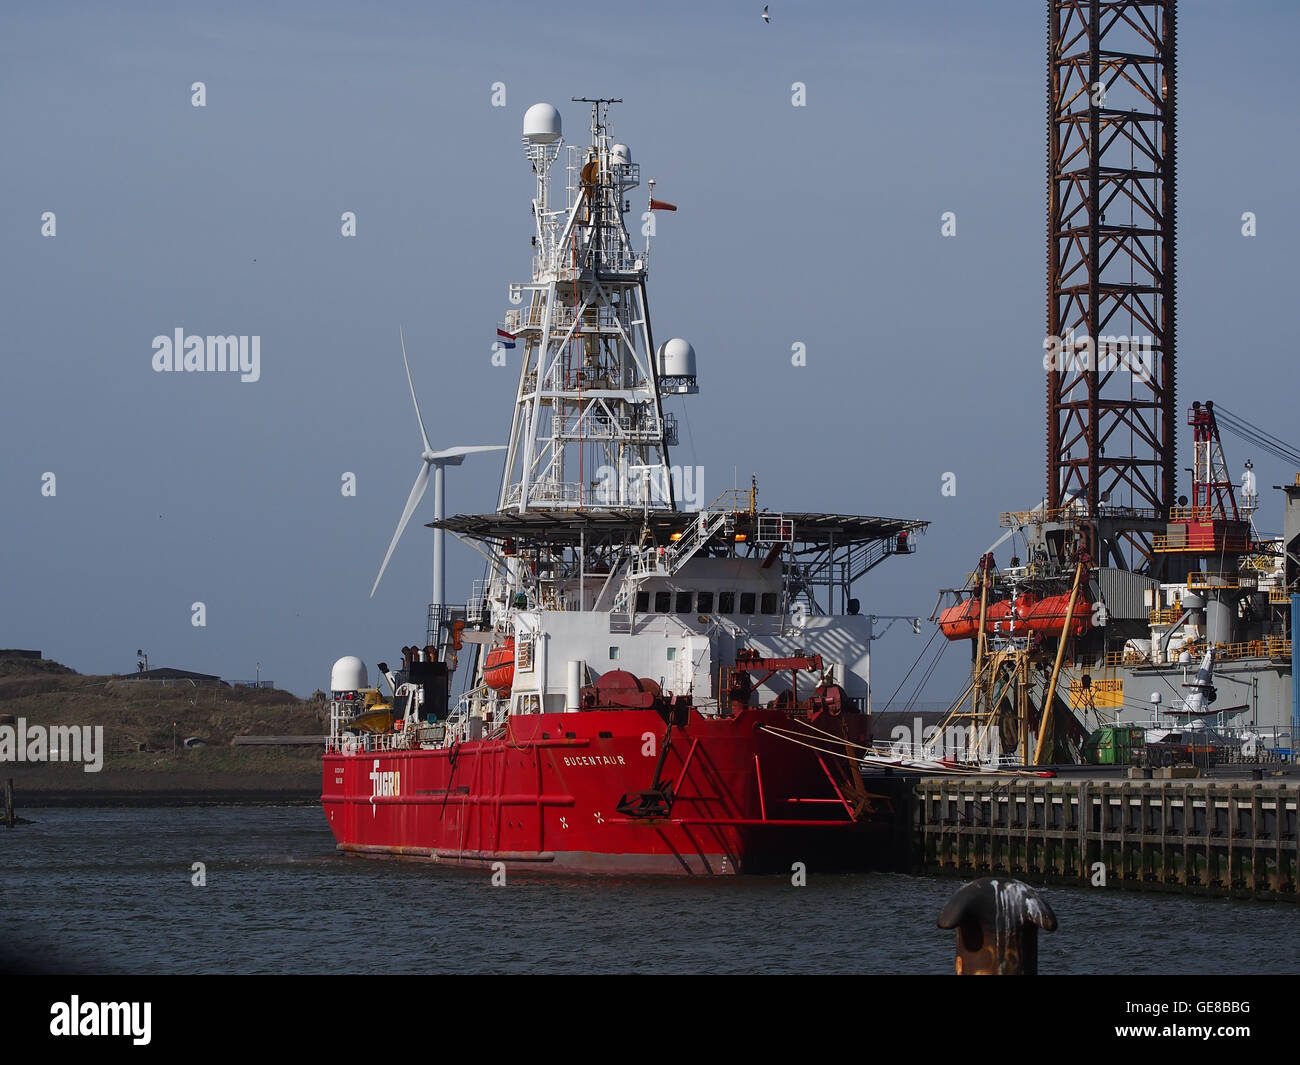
[929,0,1297,766]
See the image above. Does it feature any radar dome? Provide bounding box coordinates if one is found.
[656,337,697,378]
[610,143,631,166]
[330,656,368,692]
[523,103,562,144]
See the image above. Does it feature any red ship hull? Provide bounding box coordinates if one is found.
[321,707,886,875]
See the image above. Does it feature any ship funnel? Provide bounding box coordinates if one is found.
[523,103,562,145]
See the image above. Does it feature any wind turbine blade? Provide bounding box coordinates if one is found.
[427,444,509,461]
[400,327,433,455]
[370,461,431,597]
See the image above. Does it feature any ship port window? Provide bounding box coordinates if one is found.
[676,592,693,614]
[635,591,649,612]
[697,591,714,613]
[609,646,620,660]
[740,592,757,615]
[760,593,779,615]
[719,591,735,613]
[654,591,672,612]
[666,647,677,661]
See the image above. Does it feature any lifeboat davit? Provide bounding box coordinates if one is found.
[484,638,515,694]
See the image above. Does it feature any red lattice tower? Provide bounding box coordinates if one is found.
[1045,0,1177,569]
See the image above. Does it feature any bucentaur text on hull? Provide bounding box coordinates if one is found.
[322,99,928,874]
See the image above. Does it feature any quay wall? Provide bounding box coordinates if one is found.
[910,775,1299,902]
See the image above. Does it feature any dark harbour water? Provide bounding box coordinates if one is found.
[1,806,1297,976]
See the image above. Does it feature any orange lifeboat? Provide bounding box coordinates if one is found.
[938,598,1013,640]
[938,594,1048,640]
[484,638,515,694]
[1022,594,1091,637]
[937,599,981,640]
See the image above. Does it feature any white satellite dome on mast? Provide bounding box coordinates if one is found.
[523,102,562,144]
[610,142,631,165]
[656,338,697,377]
[656,337,699,395]
[330,656,368,693]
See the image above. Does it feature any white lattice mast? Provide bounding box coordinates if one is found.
[498,99,680,514]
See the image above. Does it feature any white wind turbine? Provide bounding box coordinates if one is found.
[370,328,505,611]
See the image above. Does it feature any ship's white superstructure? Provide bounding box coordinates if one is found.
[335,100,926,756]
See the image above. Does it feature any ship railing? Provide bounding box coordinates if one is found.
[1186,571,1258,591]
[862,739,969,764]
[521,303,616,337]
[706,488,756,515]
[555,413,667,443]
[1104,648,1152,667]
[445,700,473,745]
[1178,638,1291,662]
[998,505,1165,528]
[1243,545,1284,572]
[757,514,794,544]
[1168,505,1226,522]
[327,731,404,755]
[513,481,586,507]
[664,507,732,574]
[449,686,503,739]
[466,579,494,624]
[999,506,1080,527]
[960,563,1047,587]
[1097,505,1165,522]
[587,245,645,275]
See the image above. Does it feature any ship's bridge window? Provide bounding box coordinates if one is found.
[697,591,714,613]
[654,591,671,612]
[760,593,779,615]
[635,591,649,612]
[740,591,756,615]
[719,591,735,613]
[676,592,693,614]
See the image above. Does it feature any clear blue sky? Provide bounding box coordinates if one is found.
[2,1,1296,699]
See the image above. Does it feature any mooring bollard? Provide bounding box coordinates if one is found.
[937,877,1058,975]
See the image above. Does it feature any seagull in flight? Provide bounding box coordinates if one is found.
[762,5,770,22]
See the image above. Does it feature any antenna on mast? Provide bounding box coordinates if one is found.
[646,177,655,255]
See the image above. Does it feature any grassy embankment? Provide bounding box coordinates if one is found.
[0,656,326,804]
